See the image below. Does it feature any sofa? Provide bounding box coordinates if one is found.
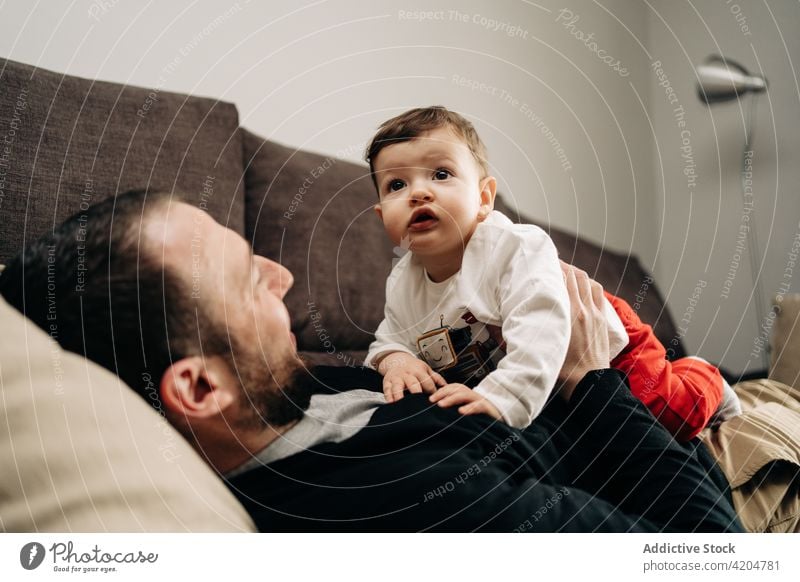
[1,56,797,531]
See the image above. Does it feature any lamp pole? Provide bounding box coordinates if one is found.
[696,55,769,370]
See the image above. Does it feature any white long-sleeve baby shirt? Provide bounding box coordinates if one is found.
[366,211,627,428]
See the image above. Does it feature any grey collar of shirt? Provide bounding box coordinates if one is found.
[225,388,386,479]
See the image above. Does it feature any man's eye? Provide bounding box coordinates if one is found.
[433,169,451,180]
[388,179,405,192]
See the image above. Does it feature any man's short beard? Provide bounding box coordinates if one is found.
[228,343,315,431]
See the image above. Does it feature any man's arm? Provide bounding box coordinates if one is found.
[555,369,741,532]
[500,266,741,532]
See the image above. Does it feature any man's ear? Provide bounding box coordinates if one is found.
[478,176,497,220]
[373,203,383,221]
[159,356,236,420]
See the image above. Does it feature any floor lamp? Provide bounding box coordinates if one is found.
[696,55,768,369]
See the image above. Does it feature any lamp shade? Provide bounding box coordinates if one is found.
[696,55,767,104]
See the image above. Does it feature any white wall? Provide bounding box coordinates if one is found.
[647,0,800,373]
[3,0,798,372]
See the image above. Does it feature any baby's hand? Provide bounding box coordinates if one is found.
[378,351,446,403]
[429,383,502,420]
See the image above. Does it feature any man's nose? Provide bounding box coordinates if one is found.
[263,258,294,298]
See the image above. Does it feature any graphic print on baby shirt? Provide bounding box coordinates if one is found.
[416,310,506,387]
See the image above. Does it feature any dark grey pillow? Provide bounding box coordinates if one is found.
[242,129,394,353]
[0,57,245,263]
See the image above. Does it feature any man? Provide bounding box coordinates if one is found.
[0,190,747,531]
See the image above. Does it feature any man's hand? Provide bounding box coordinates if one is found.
[377,351,446,403]
[557,261,611,402]
[429,383,503,420]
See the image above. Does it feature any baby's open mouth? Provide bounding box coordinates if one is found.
[408,208,439,231]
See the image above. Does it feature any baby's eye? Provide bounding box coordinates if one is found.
[433,169,451,180]
[386,179,406,193]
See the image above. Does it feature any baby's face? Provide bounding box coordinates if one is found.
[372,127,495,264]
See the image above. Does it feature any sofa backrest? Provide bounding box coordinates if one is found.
[0,57,245,264]
[493,197,685,359]
[242,129,685,358]
[242,129,396,355]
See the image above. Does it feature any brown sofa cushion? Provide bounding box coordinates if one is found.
[0,57,245,263]
[243,129,395,352]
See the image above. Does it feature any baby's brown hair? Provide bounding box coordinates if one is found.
[365,106,489,192]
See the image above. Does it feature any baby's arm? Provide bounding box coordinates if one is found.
[472,229,571,428]
[366,277,445,402]
[605,292,723,440]
[364,267,418,369]
[365,316,416,369]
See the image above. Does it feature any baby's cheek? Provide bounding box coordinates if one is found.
[385,217,406,243]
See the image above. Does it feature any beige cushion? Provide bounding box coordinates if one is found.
[0,297,255,532]
[770,294,800,390]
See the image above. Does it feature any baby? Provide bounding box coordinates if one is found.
[364,106,739,436]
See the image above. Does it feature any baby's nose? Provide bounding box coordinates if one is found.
[410,185,434,202]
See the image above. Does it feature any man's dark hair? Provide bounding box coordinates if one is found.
[0,189,230,408]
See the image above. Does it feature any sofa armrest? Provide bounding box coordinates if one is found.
[770,294,800,389]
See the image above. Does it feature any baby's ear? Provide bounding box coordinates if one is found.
[478,176,497,220]
[373,203,383,221]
